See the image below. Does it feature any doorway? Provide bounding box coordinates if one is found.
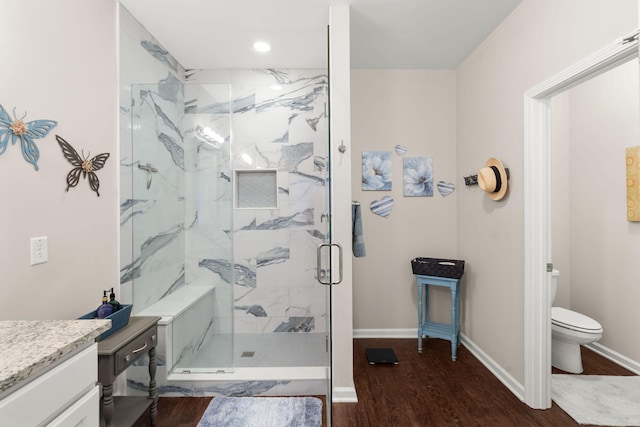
[523,30,639,409]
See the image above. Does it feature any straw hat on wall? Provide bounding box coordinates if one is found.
[478,157,508,201]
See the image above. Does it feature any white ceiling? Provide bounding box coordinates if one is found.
[119,0,523,70]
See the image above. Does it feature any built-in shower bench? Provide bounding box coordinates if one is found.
[136,285,215,376]
[137,285,214,323]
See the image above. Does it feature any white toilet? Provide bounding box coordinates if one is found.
[551,270,603,374]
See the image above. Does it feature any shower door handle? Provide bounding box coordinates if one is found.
[317,243,343,285]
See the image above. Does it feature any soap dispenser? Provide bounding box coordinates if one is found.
[108,287,121,312]
[97,290,113,319]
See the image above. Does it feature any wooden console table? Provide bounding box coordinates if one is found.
[97,316,160,427]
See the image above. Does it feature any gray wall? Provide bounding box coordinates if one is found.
[0,0,117,320]
[351,70,458,331]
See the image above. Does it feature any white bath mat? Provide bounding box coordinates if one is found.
[552,374,640,426]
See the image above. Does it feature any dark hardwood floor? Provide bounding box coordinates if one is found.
[133,338,635,426]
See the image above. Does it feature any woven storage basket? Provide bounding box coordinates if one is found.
[411,257,465,279]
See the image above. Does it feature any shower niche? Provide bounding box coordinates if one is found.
[235,169,278,209]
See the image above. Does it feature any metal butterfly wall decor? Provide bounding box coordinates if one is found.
[56,135,110,197]
[0,104,58,171]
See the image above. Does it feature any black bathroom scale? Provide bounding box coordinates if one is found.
[366,348,399,365]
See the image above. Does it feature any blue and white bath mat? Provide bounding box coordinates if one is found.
[197,396,322,427]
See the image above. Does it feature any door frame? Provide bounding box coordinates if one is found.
[523,30,639,409]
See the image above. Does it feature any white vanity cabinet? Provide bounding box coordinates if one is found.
[0,320,110,427]
[0,344,100,426]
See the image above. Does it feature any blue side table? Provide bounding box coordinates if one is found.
[416,274,461,361]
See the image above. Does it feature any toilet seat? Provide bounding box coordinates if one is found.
[552,307,603,334]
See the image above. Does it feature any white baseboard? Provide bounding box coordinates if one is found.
[332,386,358,403]
[459,333,525,402]
[585,342,640,375]
[352,329,525,402]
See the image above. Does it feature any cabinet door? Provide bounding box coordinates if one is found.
[0,344,97,426]
[48,386,99,427]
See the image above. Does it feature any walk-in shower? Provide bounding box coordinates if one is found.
[119,4,333,403]
[121,65,331,399]
[130,73,329,366]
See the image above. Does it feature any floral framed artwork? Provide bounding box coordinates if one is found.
[403,157,433,197]
[362,151,392,190]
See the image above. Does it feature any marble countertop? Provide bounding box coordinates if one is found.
[0,320,111,394]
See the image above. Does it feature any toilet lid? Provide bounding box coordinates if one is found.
[552,307,602,333]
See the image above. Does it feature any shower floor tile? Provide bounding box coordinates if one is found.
[174,333,328,371]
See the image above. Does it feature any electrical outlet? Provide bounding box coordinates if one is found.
[30,236,48,265]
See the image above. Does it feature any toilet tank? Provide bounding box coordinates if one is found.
[550,269,559,305]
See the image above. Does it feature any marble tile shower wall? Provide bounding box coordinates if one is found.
[186,69,329,337]
[119,7,187,313]
[120,7,328,340]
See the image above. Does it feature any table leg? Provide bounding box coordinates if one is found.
[450,287,457,361]
[103,383,114,427]
[417,282,423,353]
[455,285,461,347]
[148,345,157,425]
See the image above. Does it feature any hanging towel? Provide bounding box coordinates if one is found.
[352,201,366,257]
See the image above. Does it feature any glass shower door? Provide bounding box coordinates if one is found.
[176,83,234,373]
[129,82,233,375]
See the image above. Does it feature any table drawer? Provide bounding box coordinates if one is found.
[114,327,156,373]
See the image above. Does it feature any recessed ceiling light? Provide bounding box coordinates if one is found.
[253,41,271,53]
